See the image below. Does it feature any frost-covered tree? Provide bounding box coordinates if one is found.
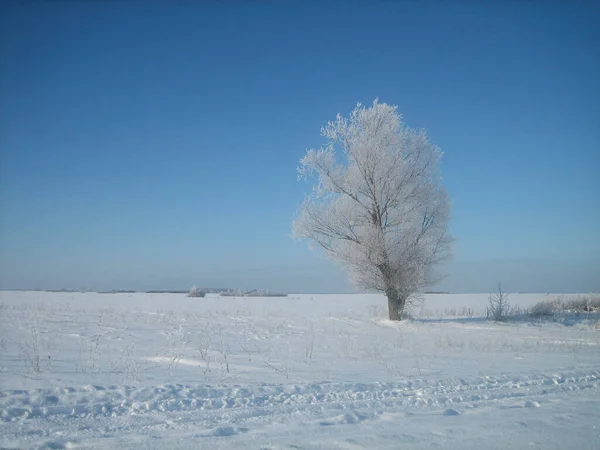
[188,286,205,298]
[293,100,453,320]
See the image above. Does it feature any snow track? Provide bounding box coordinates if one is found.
[2,369,599,423]
[2,369,599,448]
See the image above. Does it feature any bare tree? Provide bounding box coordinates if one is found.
[486,283,513,321]
[293,100,452,320]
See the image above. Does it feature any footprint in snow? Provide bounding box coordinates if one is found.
[38,440,75,449]
[201,426,249,437]
[319,412,370,426]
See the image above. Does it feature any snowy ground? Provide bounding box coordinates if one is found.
[1,291,599,449]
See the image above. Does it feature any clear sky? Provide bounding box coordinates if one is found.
[1,1,599,293]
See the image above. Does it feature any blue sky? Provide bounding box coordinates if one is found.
[1,1,598,293]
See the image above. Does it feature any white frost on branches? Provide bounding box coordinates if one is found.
[293,100,452,317]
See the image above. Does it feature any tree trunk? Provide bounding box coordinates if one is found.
[386,289,406,321]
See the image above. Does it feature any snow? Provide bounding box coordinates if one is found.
[1,291,599,449]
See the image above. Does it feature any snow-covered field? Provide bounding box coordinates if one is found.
[1,291,599,449]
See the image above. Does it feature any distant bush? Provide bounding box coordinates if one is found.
[563,296,600,312]
[530,300,558,317]
[220,289,242,297]
[530,295,600,317]
[219,289,287,297]
[245,290,287,297]
[188,286,205,298]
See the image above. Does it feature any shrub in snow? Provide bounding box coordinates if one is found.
[530,300,558,317]
[530,295,600,317]
[293,100,453,320]
[486,284,514,322]
[220,289,242,297]
[220,289,287,297]
[564,296,600,313]
[188,286,205,298]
